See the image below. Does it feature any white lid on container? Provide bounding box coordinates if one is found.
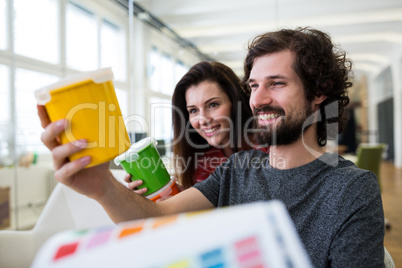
[114,137,157,165]
[34,67,114,105]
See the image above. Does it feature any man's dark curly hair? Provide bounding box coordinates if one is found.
[241,27,352,147]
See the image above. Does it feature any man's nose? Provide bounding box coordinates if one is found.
[250,87,272,109]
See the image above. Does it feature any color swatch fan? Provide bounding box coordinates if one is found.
[31,201,312,268]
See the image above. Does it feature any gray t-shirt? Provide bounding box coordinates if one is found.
[194,150,385,268]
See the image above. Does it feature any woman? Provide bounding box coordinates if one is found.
[126,61,268,192]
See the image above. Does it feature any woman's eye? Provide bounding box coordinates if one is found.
[209,102,219,108]
[188,109,197,114]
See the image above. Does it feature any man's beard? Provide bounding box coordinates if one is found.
[252,104,314,147]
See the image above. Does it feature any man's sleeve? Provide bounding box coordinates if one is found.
[193,171,221,207]
[193,157,233,207]
[329,171,385,267]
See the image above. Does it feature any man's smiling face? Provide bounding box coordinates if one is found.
[248,50,314,146]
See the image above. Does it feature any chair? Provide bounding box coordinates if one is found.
[0,169,126,268]
[356,143,386,190]
[355,143,391,230]
[384,247,395,268]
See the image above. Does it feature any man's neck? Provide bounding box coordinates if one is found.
[268,129,326,170]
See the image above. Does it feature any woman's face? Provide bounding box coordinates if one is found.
[185,81,232,149]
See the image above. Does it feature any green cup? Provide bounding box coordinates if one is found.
[114,137,170,195]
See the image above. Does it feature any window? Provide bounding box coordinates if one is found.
[1,0,133,231]
[0,64,9,122]
[160,53,175,95]
[0,0,6,50]
[13,0,59,63]
[115,87,128,118]
[149,47,161,92]
[148,47,175,95]
[66,1,98,71]
[174,61,188,84]
[15,68,58,153]
[147,49,184,151]
[150,97,173,143]
[101,19,126,81]
[0,64,9,162]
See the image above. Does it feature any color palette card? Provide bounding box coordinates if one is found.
[31,200,312,268]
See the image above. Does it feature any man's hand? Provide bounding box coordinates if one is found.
[37,105,213,223]
[37,105,112,200]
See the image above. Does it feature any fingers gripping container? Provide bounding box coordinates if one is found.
[114,137,179,200]
[35,68,130,167]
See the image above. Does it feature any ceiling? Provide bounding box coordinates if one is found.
[132,0,402,78]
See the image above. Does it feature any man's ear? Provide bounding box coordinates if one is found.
[312,95,327,110]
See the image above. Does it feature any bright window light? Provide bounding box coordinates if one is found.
[0,0,6,50]
[150,97,173,142]
[15,68,58,153]
[13,0,58,63]
[0,64,9,121]
[160,54,175,95]
[101,19,126,81]
[115,87,128,118]
[0,64,9,160]
[149,47,161,92]
[175,61,188,84]
[66,1,98,71]
[148,48,176,96]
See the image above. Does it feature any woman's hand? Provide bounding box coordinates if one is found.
[123,174,148,195]
[123,175,184,200]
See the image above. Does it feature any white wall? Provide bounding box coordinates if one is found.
[391,50,402,168]
[367,46,402,168]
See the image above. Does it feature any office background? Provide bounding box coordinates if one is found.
[0,0,401,234]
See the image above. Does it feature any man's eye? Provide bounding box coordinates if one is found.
[273,81,285,86]
[249,84,258,90]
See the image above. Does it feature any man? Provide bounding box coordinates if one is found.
[38,27,384,267]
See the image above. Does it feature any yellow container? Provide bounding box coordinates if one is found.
[35,68,130,167]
